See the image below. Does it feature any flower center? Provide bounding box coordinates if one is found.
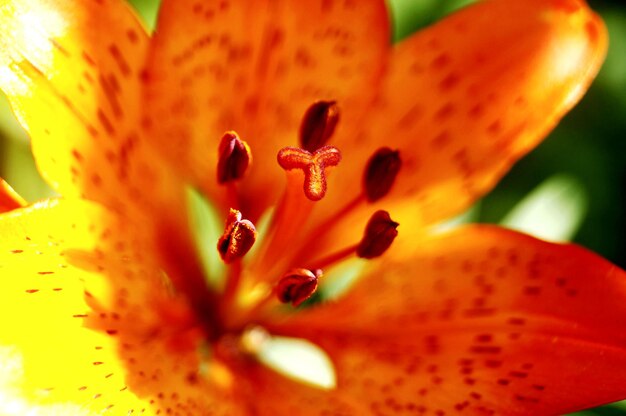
[182,101,404,364]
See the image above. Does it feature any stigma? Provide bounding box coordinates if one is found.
[277,145,342,201]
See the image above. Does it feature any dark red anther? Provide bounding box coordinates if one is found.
[356,210,399,259]
[276,268,321,307]
[277,145,342,201]
[363,148,402,202]
[299,101,340,152]
[217,209,257,263]
[217,131,252,184]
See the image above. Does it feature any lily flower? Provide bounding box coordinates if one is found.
[0,0,624,414]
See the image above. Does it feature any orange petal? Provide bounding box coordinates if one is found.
[0,0,182,217]
[0,178,26,212]
[241,362,370,414]
[325,0,607,229]
[0,200,242,414]
[144,0,390,218]
[269,226,626,413]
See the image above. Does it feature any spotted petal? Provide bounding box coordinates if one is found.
[269,226,626,414]
[237,362,370,414]
[144,0,390,217]
[0,0,182,218]
[323,0,607,233]
[0,200,241,415]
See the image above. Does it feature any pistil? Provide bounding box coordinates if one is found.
[277,145,342,202]
[246,145,343,282]
[245,170,316,281]
[289,147,402,266]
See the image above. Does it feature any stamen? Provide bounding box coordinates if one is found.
[286,148,399,265]
[217,208,257,263]
[277,145,342,201]
[356,210,399,259]
[275,268,321,307]
[363,148,402,202]
[217,131,252,184]
[306,211,399,269]
[308,246,357,271]
[299,101,340,152]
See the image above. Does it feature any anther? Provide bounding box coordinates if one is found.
[217,209,257,263]
[275,268,321,307]
[299,101,340,152]
[277,145,342,201]
[356,210,399,259]
[217,131,252,184]
[363,148,402,202]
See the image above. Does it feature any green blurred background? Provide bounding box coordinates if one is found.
[0,0,624,413]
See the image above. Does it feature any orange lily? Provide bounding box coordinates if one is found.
[0,0,624,414]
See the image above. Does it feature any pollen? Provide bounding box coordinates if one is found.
[217,208,257,263]
[277,145,342,201]
[275,268,321,307]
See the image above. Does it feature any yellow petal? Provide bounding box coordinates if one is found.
[0,200,242,415]
[0,200,146,412]
[0,0,181,217]
[144,0,391,218]
[269,226,626,414]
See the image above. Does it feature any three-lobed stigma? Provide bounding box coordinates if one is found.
[277,145,342,201]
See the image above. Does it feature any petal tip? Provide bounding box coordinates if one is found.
[549,0,585,14]
[545,0,609,57]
